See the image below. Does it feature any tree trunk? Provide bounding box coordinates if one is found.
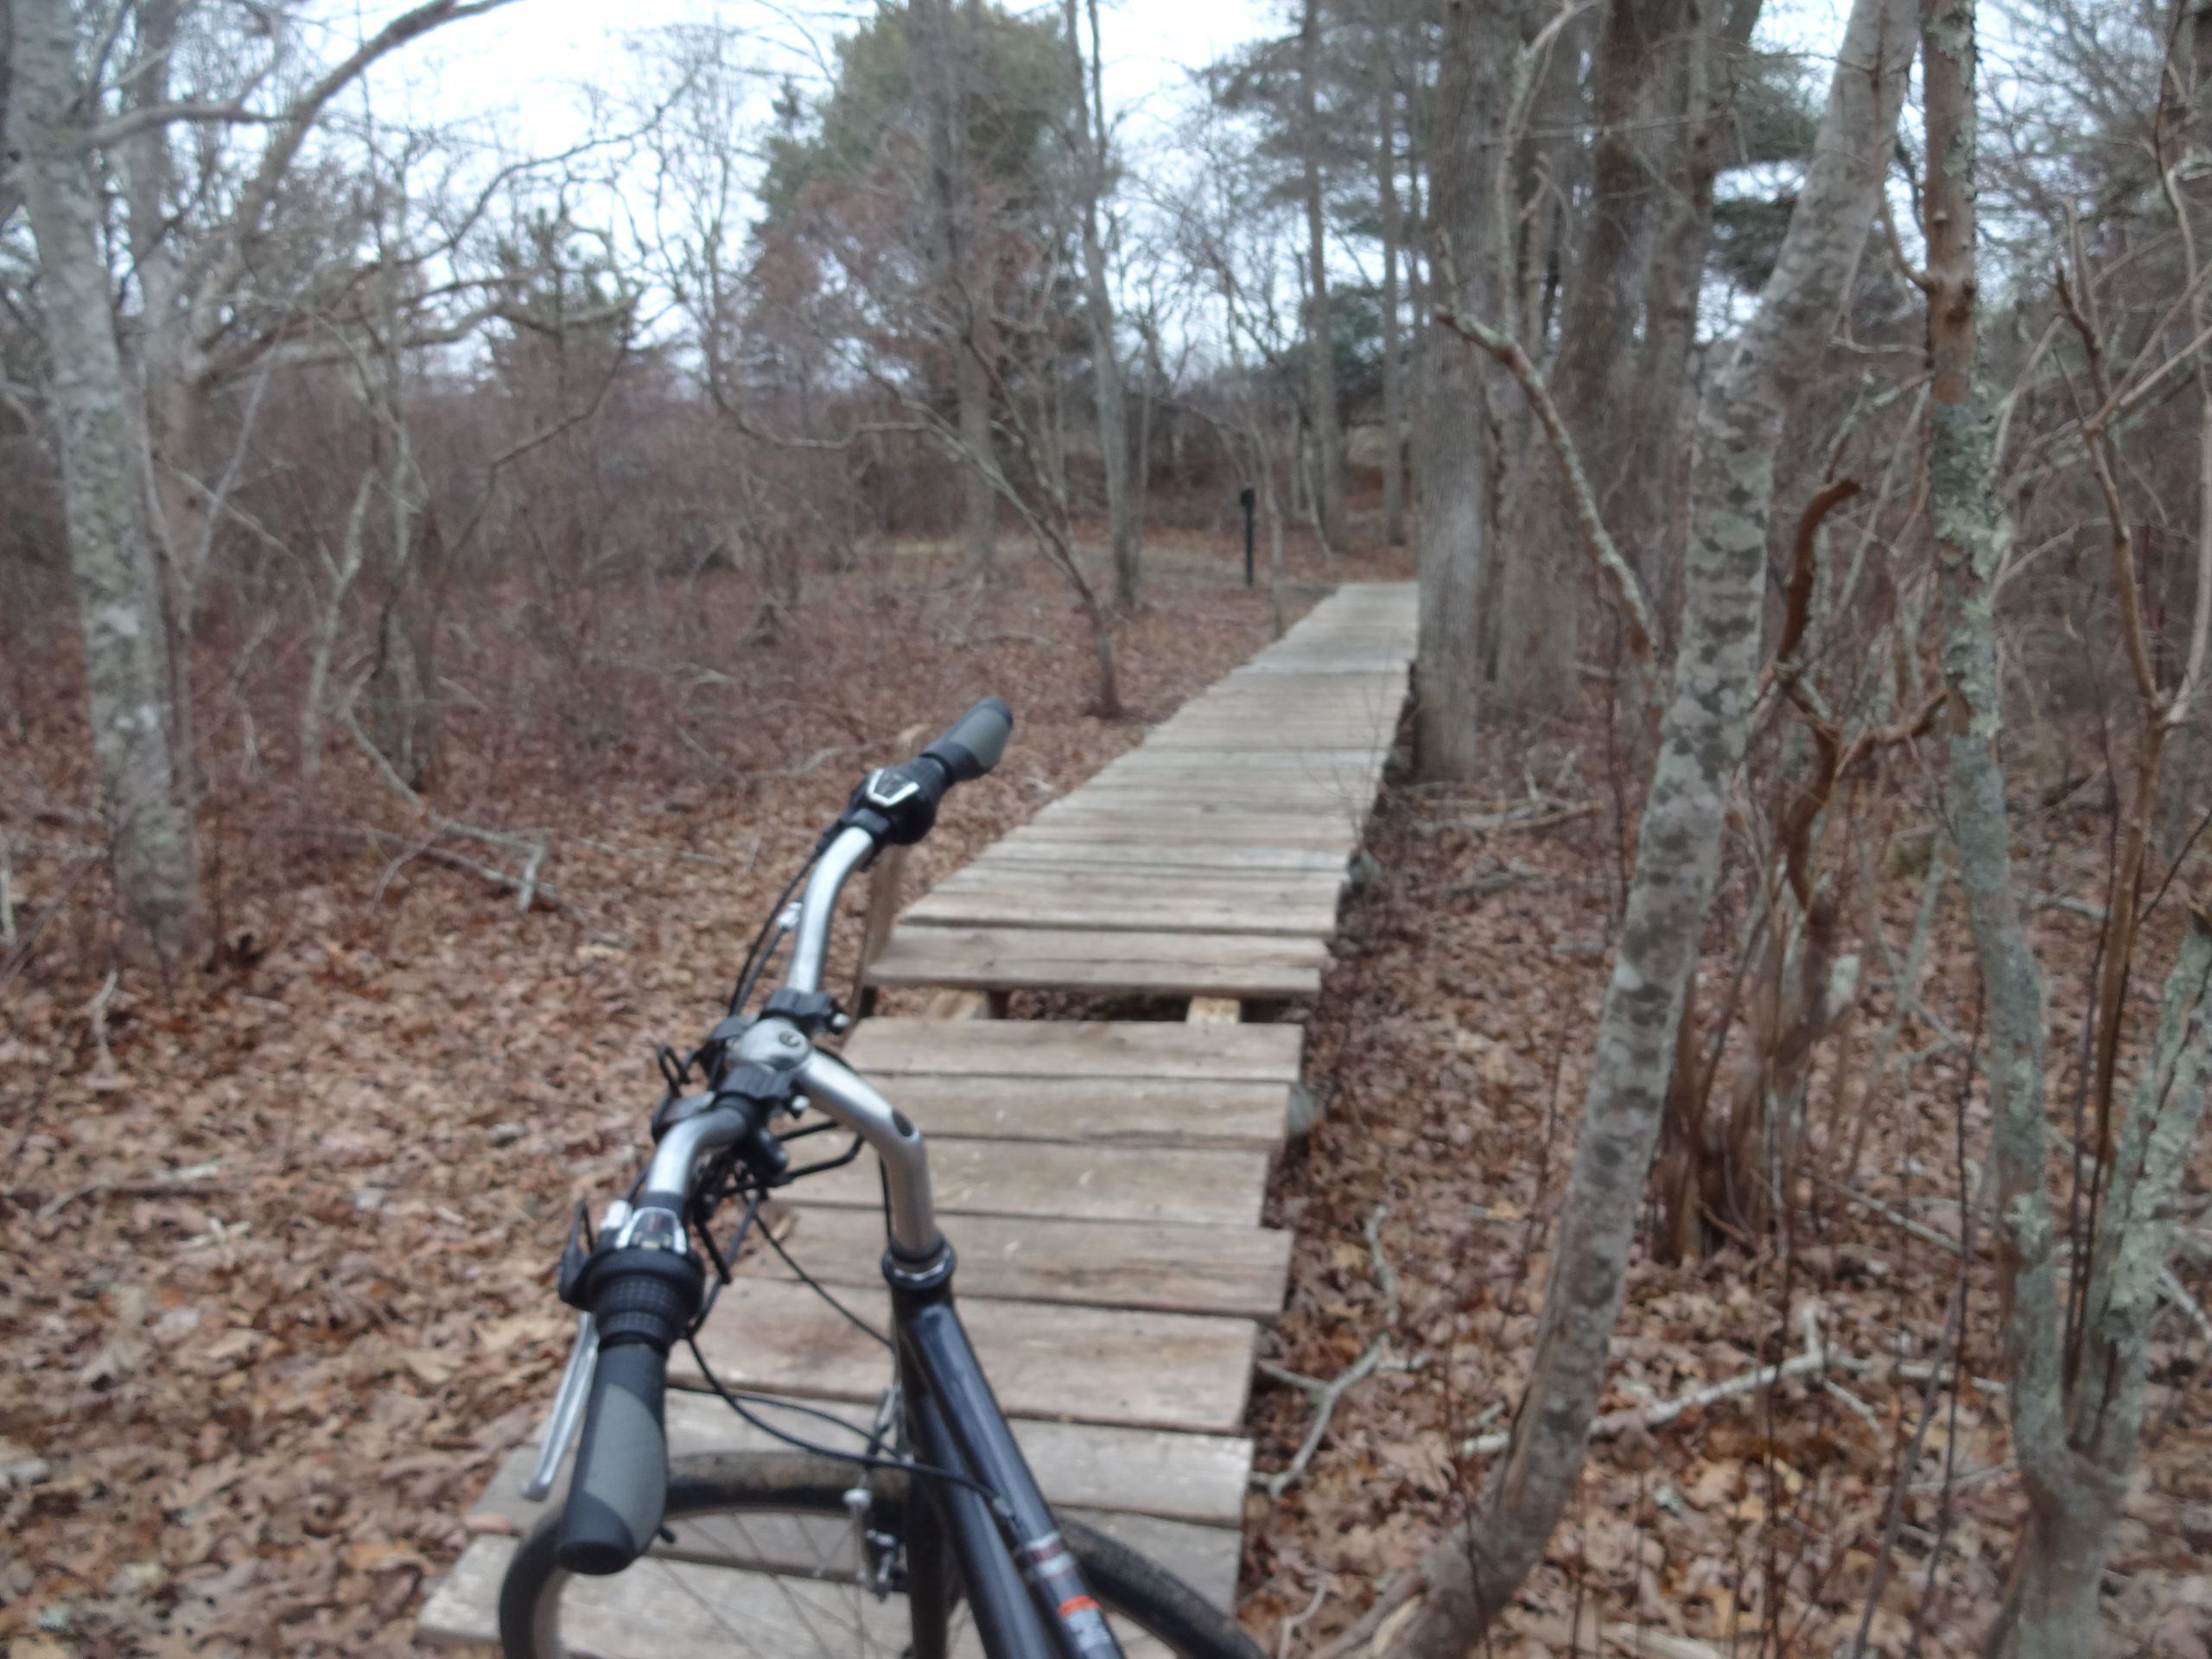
[1373,0,1408,549]
[1068,0,1136,608]
[1411,0,1500,781]
[1618,0,1763,630]
[1357,0,1916,1649]
[1550,0,1680,512]
[959,345,998,576]
[1299,0,1348,556]
[908,0,997,579]
[11,0,207,969]
[1487,18,1592,710]
[118,0,204,798]
[1912,0,2202,1649]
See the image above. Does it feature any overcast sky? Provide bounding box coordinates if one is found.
[385,0,1285,160]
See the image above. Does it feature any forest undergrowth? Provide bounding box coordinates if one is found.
[0,537,1351,1655]
[1244,718,2212,1657]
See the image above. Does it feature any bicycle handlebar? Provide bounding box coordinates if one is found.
[557,1341,672,1575]
[557,1219,707,1573]
[827,696,1015,854]
[924,696,1013,783]
[552,697,1014,1575]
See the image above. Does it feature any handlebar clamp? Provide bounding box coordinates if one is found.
[762,987,844,1035]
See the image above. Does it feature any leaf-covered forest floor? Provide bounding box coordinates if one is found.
[1242,721,2212,1658]
[0,532,1363,1655]
[4,530,2209,1658]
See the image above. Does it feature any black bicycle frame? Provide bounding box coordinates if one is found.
[891,1258,1119,1659]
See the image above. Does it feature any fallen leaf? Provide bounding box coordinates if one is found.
[399,1348,463,1385]
[1605,1625,1724,1659]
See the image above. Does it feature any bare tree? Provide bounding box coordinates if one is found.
[1297,0,1347,556]
[1409,0,1503,783]
[1065,0,1138,607]
[1338,0,1918,1646]
[10,0,203,966]
[1917,1,2212,1648]
[908,0,1001,580]
[1370,0,1408,549]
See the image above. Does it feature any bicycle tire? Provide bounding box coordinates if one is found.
[497,1451,1265,1659]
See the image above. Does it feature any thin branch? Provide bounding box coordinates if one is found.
[1464,1305,1827,1454]
[92,101,277,145]
[1434,306,1659,686]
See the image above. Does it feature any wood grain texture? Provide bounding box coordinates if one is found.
[677,1279,1258,1434]
[842,1016,1304,1082]
[864,925,1330,998]
[791,1140,1271,1227]
[835,1072,1290,1148]
[747,1205,1291,1318]
[471,1389,1255,1525]
[904,881,1342,938]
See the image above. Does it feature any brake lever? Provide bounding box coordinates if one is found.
[524,1198,631,1502]
[521,1313,600,1502]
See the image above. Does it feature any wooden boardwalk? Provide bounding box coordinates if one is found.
[419,582,1418,1646]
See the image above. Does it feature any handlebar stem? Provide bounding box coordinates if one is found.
[798,1046,944,1262]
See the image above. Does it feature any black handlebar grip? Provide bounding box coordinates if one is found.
[557,1342,671,1575]
[924,696,1014,783]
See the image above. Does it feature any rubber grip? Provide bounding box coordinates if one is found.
[556,1342,669,1575]
[925,697,1014,782]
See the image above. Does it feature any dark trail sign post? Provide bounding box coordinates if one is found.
[1239,487,1256,588]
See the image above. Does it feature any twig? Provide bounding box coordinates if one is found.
[0,855,102,996]
[0,834,14,947]
[1448,860,1539,901]
[1365,1206,1399,1327]
[1255,1345,1391,1498]
[1464,1305,1826,1454]
[514,843,547,916]
[1277,1573,1334,1659]
[1253,1206,1403,1497]
[28,1161,225,1223]
[1822,1377,1884,1434]
[574,836,748,870]
[1435,307,1659,690]
[2162,1265,2212,1345]
[761,743,864,782]
[1906,1459,2013,1495]
[1811,1173,1973,1256]
[1413,802,1599,837]
[85,970,120,1078]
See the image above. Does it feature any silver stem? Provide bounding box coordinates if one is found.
[798,1048,942,1262]
[787,825,876,995]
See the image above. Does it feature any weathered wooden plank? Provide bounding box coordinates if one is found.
[986,840,1351,874]
[865,925,1329,998]
[1054,786,1378,814]
[468,1390,1255,1528]
[1140,728,1399,750]
[856,1073,1289,1148]
[677,1279,1257,1435]
[904,883,1341,938]
[842,1016,1303,1083]
[1007,818,1360,849]
[419,1512,1241,1648]
[743,1206,1291,1319]
[793,1141,1268,1228]
[927,867,1347,901]
[1097,748,1385,770]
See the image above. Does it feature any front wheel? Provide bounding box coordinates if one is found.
[497,1452,1263,1659]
